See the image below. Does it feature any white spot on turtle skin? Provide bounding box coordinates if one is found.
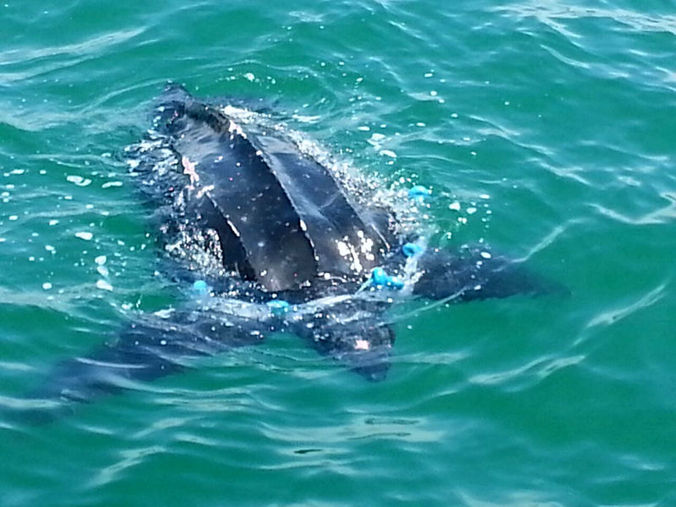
[299,219,307,232]
[42,282,52,290]
[227,119,247,139]
[196,184,214,198]
[75,232,93,241]
[181,156,199,184]
[379,149,397,158]
[337,241,350,257]
[228,221,241,237]
[354,339,370,350]
[360,237,374,255]
[449,202,461,211]
[480,251,492,259]
[95,255,107,265]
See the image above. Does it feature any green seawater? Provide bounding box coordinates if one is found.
[1,1,675,505]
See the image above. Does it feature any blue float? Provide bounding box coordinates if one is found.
[267,299,291,316]
[408,185,432,200]
[192,280,209,295]
[370,267,404,290]
[402,242,424,258]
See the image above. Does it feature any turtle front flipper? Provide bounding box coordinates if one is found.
[412,247,569,302]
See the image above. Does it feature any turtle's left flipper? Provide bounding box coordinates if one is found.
[17,311,268,423]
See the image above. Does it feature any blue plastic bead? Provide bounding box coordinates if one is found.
[408,185,432,199]
[267,300,290,316]
[192,280,209,295]
[387,276,405,290]
[371,267,389,287]
[402,242,423,258]
[370,267,404,290]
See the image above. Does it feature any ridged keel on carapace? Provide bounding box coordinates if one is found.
[154,87,391,292]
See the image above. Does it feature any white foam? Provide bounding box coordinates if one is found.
[96,279,113,291]
[66,175,92,186]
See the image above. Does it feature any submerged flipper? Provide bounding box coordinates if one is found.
[413,247,567,302]
[19,311,269,422]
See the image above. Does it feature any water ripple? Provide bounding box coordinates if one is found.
[1,0,675,505]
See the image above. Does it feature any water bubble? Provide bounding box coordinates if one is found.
[96,279,113,291]
[66,175,91,186]
[75,232,93,241]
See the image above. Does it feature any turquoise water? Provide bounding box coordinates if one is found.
[1,0,675,505]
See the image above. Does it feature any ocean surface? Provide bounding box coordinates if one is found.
[1,1,675,505]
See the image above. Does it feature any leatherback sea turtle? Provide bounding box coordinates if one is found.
[26,85,555,413]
